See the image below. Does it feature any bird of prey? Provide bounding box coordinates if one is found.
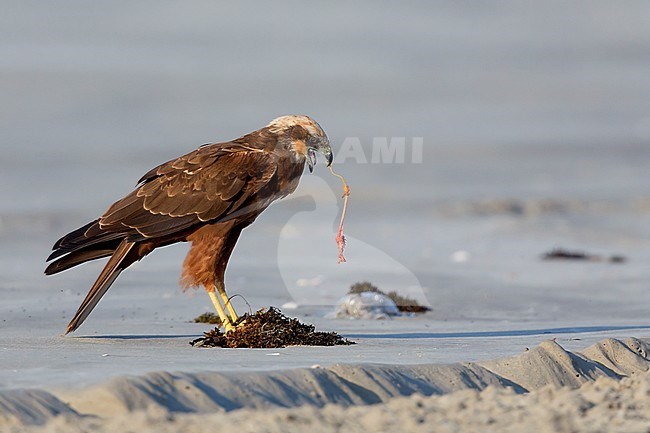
[45,115,333,334]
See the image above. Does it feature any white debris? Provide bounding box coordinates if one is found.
[329,292,401,319]
[295,275,325,288]
[450,250,470,263]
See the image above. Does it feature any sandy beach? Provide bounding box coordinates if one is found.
[1,337,649,432]
[2,1,650,432]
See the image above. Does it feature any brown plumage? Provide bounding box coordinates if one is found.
[46,115,333,334]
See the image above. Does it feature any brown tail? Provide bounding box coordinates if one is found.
[45,218,127,275]
[65,240,136,334]
[45,247,117,276]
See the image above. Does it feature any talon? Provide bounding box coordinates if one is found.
[223,321,236,334]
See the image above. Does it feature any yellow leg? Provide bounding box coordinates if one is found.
[216,283,238,322]
[207,290,235,333]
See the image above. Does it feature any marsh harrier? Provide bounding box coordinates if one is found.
[45,115,332,334]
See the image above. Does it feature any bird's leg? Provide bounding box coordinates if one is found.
[206,284,235,333]
[216,281,239,323]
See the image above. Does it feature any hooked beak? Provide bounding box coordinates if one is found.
[306,137,333,173]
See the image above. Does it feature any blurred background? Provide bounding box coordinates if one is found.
[1,1,649,331]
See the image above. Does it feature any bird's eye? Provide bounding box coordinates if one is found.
[307,136,320,147]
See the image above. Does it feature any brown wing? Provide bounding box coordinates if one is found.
[98,143,279,239]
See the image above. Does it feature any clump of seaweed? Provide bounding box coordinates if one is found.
[193,312,222,325]
[348,281,382,295]
[348,281,431,313]
[190,307,354,348]
[542,248,626,264]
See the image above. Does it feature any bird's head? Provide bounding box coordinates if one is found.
[267,115,332,172]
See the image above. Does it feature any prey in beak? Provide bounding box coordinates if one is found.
[306,136,333,173]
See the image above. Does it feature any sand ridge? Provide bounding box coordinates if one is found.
[0,337,647,432]
[22,371,650,433]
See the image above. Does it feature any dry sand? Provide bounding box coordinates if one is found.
[1,337,648,433]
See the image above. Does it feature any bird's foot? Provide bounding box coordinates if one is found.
[231,316,247,329]
[223,321,236,333]
[208,291,238,333]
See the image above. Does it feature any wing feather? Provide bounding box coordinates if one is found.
[98,143,278,239]
[102,192,142,221]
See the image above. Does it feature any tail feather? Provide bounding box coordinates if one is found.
[52,220,97,250]
[65,240,136,334]
[45,248,116,276]
[48,220,125,262]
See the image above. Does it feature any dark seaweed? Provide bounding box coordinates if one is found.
[542,248,626,263]
[348,281,431,313]
[193,312,222,325]
[190,307,354,348]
